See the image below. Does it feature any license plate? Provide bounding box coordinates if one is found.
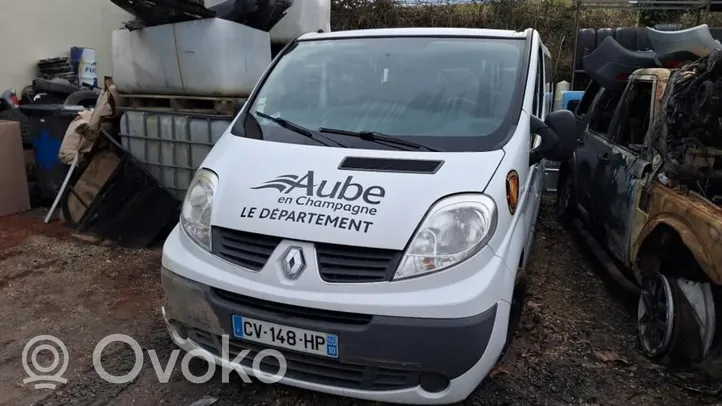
[232,315,339,358]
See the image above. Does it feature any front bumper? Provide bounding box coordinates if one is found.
[161,268,511,404]
[162,225,515,319]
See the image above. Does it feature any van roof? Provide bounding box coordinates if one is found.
[297,27,532,41]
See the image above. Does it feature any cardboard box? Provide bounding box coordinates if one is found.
[0,120,31,216]
[63,150,120,222]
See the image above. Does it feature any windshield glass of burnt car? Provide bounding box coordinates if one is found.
[234,36,528,152]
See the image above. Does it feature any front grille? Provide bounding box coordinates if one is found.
[212,288,373,325]
[212,227,402,283]
[315,242,402,283]
[189,328,420,391]
[212,227,282,270]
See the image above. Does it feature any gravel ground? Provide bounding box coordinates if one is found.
[0,198,720,406]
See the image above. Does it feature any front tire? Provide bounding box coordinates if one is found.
[637,273,705,365]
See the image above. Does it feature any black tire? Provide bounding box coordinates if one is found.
[635,27,652,52]
[638,273,705,365]
[576,28,596,70]
[32,78,79,95]
[711,286,722,356]
[0,107,32,145]
[615,27,636,50]
[30,92,67,105]
[20,85,36,104]
[64,90,99,107]
[596,28,615,47]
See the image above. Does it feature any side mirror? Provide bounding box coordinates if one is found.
[529,110,578,165]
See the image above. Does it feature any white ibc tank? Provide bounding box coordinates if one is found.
[112,18,272,97]
[269,0,331,44]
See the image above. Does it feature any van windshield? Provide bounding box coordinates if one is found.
[236,36,528,152]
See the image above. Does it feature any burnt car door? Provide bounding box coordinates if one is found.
[597,76,656,264]
[574,86,624,235]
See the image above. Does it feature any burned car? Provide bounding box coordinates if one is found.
[557,25,722,365]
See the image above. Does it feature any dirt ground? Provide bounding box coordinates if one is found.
[1,198,720,406]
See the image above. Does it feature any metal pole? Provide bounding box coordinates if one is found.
[44,152,79,224]
[571,0,582,90]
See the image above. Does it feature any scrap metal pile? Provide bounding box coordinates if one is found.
[581,24,722,203]
[653,48,722,202]
[111,0,294,32]
[111,0,214,28]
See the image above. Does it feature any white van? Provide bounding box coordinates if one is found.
[160,27,576,404]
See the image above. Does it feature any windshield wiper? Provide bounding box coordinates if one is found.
[318,127,441,152]
[254,111,347,148]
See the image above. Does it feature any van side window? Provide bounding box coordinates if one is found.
[612,80,654,150]
[544,52,553,113]
[533,48,544,117]
[532,61,539,115]
[588,88,623,138]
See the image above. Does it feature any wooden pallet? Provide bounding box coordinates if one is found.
[117,93,244,115]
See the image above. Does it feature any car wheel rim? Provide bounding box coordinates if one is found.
[638,273,675,357]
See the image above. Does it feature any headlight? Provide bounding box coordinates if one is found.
[180,169,218,251]
[393,194,497,280]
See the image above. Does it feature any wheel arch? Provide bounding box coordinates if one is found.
[633,217,719,285]
[634,219,722,362]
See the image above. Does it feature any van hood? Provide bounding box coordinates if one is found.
[207,136,505,250]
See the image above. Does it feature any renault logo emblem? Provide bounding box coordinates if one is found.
[282,246,306,279]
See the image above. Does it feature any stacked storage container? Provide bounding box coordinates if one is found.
[113,0,331,200]
[113,18,271,200]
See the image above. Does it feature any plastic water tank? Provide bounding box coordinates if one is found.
[112,18,272,97]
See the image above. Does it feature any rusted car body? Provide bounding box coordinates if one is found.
[558,55,722,365]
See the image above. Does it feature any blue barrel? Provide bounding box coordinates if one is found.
[562,91,584,112]
[18,104,84,202]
